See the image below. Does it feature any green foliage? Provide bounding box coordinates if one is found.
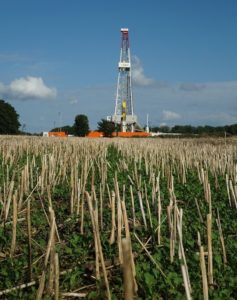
[50,125,75,135]
[0,99,20,134]
[74,114,89,136]
[1,138,237,298]
[97,119,115,137]
[151,123,237,136]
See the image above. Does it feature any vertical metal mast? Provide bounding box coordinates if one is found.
[112,28,137,132]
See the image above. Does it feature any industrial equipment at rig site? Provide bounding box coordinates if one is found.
[44,28,151,138]
[109,28,138,132]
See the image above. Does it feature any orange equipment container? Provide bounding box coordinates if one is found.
[86,131,104,138]
[112,132,151,138]
[86,131,151,138]
[48,132,67,137]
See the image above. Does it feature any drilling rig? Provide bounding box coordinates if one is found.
[110,28,138,132]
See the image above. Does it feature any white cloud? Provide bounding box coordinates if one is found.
[0,76,57,100]
[195,112,237,124]
[159,122,167,127]
[0,83,8,97]
[0,82,5,92]
[10,78,237,132]
[69,97,78,105]
[132,56,154,86]
[177,81,237,96]
[162,110,181,121]
[179,82,206,91]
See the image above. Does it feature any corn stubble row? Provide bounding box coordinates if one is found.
[0,135,237,299]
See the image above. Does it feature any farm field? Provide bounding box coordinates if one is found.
[0,136,237,299]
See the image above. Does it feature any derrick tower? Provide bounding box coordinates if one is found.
[112,28,137,132]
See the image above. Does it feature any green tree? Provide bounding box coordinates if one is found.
[97,119,115,137]
[0,99,20,134]
[158,125,170,133]
[74,114,89,137]
[50,125,75,135]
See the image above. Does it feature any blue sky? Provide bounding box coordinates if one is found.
[0,0,237,132]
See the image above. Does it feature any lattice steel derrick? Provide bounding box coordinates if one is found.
[112,28,137,132]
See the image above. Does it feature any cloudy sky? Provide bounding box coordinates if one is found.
[0,0,237,132]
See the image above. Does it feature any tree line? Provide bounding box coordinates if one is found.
[1,98,237,136]
[51,115,115,137]
[0,98,115,136]
[151,124,237,136]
